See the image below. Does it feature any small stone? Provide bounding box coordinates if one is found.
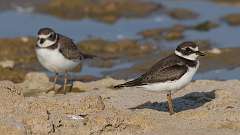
[79,38,155,57]
[24,72,49,82]
[17,72,56,95]
[163,30,184,41]
[0,60,15,69]
[73,77,125,91]
[73,81,90,91]
[193,21,219,31]
[38,0,162,23]
[46,90,56,96]
[223,13,240,26]
[208,48,221,54]
[169,8,199,20]
[20,37,29,42]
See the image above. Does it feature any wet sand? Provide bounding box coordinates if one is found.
[0,72,239,135]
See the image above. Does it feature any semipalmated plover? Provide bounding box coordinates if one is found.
[36,27,94,94]
[114,41,205,114]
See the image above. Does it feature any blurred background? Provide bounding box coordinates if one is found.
[0,0,240,83]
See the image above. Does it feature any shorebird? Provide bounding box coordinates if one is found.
[35,27,94,94]
[114,41,205,114]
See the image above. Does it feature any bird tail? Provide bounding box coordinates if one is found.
[113,83,128,89]
[82,54,116,60]
[82,53,96,59]
[113,78,143,89]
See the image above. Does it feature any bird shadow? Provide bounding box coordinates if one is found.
[130,90,216,113]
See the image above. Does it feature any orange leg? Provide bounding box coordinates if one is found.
[167,91,175,115]
[53,73,58,91]
[63,71,68,94]
[47,73,58,93]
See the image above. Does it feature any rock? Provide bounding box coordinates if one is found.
[193,21,219,31]
[37,0,162,23]
[24,72,49,82]
[72,81,90,92]
[0,60,14,69]
[201,47,240,71]
[223,13,240,26]
[79,38,155,57]
[138,24,187,41]
[138,28,164,40]
[73,77,125,91]
[163,25,187,40]
[168,8,199,20]
[0,37,36,82]
[208,48,222,54]
[163,30,184,41]
[20,36,29,43]
[17,72,55,95]
[0,37,36,63]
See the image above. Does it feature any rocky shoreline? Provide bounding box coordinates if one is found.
[0,72,239,135]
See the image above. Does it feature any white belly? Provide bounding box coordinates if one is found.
[36,48,80,73]
[139,62,199,92]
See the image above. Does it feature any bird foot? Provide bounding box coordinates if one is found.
[46,87,59,94]
[59,84,72,94]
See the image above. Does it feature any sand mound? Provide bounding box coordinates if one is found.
[0,72,239,134]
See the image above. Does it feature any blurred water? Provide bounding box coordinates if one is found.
[0,0,240,80]
[80,62,134,77]
[195,67,240,80]
[0,0,240,48]
[0,11,172,41]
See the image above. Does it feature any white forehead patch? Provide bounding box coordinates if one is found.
[189,46,198,51]
[38,33,52,39]
[175,50,198,61]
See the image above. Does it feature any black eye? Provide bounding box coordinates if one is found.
[49,34,53,39]
[186,48,193,52]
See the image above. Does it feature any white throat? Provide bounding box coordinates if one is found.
[175,50,198,61]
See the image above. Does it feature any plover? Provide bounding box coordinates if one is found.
[36,27,94,94]
[114,41,205,114]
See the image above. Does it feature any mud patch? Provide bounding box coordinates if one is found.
[37,0,162,23]
[222,13,240,26]
[168,8,199,20]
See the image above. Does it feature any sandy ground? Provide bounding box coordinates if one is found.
[0,72,240,135]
